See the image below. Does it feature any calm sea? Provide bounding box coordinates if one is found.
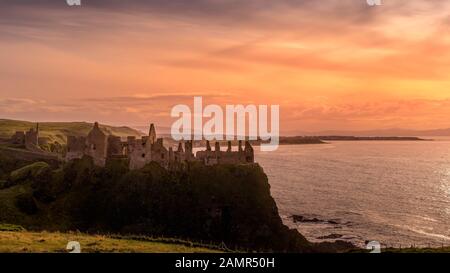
[255,140,450,248]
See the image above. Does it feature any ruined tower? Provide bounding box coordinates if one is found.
[184,140,194,161]
[227,141,232,152]
[86,122,108,166]
[24,123,39,150]
[215,142,220,152]
[244,141,254,163]
[149,123,156,145]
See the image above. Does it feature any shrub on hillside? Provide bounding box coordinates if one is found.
[0,161,50,189]
[10,162,50,183]
[0,153,32,180]
[0,223,26,232]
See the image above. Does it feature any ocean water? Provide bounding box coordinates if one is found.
[254,140,450,248]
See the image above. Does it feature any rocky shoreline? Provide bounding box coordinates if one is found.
[289,214,359,246]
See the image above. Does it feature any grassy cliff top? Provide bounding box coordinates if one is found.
[0,119,144,144]
[0,229,222,253]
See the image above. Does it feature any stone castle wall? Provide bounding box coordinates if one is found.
[66,135,86,161]
[11,123,40,150]
[65,122,255,169]
[11,131,25,145]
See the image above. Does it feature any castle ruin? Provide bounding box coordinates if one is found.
[66,122,254,169]
[10,123,43,152]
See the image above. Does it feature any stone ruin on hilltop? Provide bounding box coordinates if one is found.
[66,122,254,169]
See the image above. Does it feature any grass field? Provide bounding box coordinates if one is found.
[381,247,450,253]
[0,230,223,253]
[0,119,144,144]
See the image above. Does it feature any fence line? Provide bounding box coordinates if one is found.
[377,242,449,249]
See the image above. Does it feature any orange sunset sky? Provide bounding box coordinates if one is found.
[1,0,450,134]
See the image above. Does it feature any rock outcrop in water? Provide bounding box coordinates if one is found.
[290,214,345,225]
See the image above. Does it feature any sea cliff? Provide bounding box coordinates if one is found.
[0,156,354,252]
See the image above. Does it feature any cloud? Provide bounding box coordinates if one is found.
[0,93,238,126]
[5,95,450,132]
[281,98,450,131]
[0,0,443,36]
[1,1,450,131]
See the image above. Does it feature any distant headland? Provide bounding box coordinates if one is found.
[252,135,428,146]
[313,136,428,141]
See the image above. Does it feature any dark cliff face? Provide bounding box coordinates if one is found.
[18,156,312,252]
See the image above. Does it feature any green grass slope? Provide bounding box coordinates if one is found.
[0,119,144,144]
[0,229,223,253]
